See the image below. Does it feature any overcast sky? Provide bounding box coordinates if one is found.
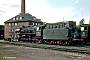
[0,0,90,25]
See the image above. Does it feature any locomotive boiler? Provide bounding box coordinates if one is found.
[17,26,36,42]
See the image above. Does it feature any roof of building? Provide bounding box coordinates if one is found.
[80,24,90,27]
[4,13,43,23]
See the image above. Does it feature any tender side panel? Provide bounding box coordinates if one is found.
[43,28,68,40]
[43,29,53,39]
[53,28,68,40]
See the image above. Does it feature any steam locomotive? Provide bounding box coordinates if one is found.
[16,26,36,42]
[80,24,90,43]
[16,21,84,45]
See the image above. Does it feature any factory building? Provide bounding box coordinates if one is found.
[4,0,43,39]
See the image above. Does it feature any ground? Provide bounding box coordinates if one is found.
[0,43,90,60]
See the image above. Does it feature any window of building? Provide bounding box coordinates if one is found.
[16,17,18,20]
[12,29,14,32]
[34,17,36,20]
[12,23,14,26]
[17,22,20,26]
[22,22,24,25]
[13,17,15,20]
[20,17,22,20]
[9,35,11,37]
[8,23,11,26]
[9,30,11,32]
[15,23,17,26]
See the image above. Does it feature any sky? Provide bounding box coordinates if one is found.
[0,0,90,25]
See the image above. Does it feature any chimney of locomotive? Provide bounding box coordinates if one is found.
[21,0,25,14]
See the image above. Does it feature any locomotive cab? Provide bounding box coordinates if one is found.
[35,25,45,43]
[71,32,81,41]
[68,27,83,44]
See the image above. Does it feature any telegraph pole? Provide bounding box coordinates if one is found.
[81,7,87,18]
[89,17,90,24]
[82,10,83,18]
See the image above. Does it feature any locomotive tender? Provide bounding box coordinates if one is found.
[17,21,84,45]
[36,21,83,45]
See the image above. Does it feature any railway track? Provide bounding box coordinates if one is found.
[0,40,90,54]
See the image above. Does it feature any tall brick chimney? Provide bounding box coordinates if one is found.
[21,0,25,14]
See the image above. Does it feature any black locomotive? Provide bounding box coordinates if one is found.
[16,21,84,45]
[0,29,4,40]
[16,26,36,42]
